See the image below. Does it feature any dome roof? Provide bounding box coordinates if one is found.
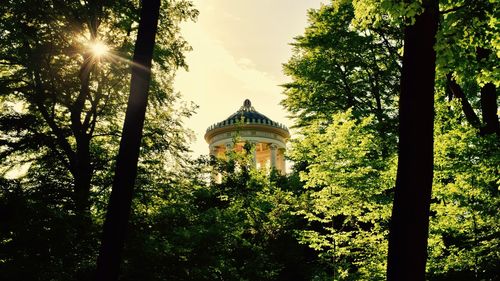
[205,99,289,134]
[225,99,273,124]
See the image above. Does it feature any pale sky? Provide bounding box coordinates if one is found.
[174,0,325,156]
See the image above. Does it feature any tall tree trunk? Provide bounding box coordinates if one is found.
[480,82,500,136]
[386,0,439,280]
[94,0,161,280]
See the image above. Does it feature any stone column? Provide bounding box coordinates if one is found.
[251,141,257,168]
[278,149,286,174]
[269,144,277,169]
[225,142,233,153]
[209,146,218,157]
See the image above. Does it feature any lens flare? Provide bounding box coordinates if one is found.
[89,41,109,57]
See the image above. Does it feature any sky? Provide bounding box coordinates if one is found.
[174,0,325,156]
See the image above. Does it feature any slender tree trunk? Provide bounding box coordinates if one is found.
[71,53,94,214]
[476,48,499,137]
[94,0,161,280]
[386,0,439,280]
[73,135,92,214]
[71,0,102,214]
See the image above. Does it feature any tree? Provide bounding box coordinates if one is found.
[0,0,197,216]
[203,146,321,281]
[427,93,500,281]
[282,2,401,137]
[283,0,498,279]
[435,0,499,138]
[0,0,197,279]
[386,0,439,279]
[1,0,112,215]
[112,145,322,281]
[94,0,162,279]
[282,0,499,279]
[289,111,394,280]
[282,2,401,279]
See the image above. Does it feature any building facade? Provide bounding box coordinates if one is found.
[204,99,290,174]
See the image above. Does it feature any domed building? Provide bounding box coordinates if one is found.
[205,99,290,174]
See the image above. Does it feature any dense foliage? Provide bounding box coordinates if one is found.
[283,0,499,280]
[427,94,500,280]
[290,111,395,280]
[0,0,197,279]
[0,0,197,213]
[0,0,498,280]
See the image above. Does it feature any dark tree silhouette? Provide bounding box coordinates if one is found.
[446,47,500,138]
[94,0,161,280]
[480,82,500,136]
[386,0,439,280]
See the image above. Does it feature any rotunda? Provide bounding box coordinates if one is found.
[205,99,290,174]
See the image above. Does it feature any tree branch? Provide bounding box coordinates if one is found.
[440,4,467,15]
[71,55,93,138]
[446,73,481,128]
[23,41,76,172]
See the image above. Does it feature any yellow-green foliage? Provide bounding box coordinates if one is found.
[291,110,396,280]
[427,96,500,279]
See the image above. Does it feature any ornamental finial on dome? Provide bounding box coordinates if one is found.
[239,99,255,112]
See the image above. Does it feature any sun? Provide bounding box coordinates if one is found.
[89,41,109,57]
